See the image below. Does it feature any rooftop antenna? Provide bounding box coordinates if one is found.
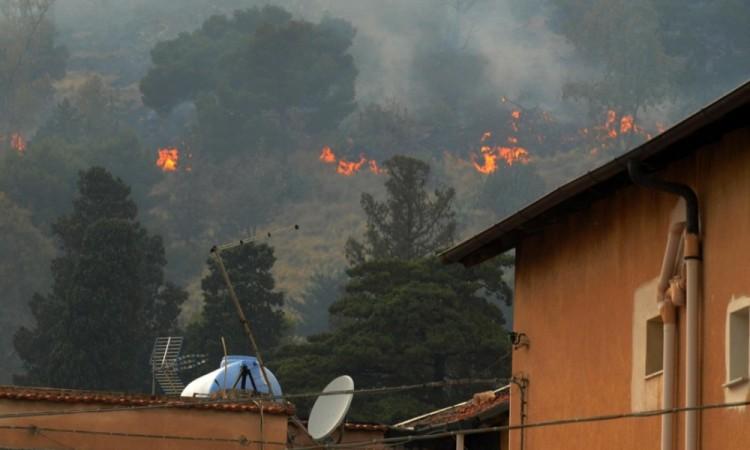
[150,336,207,395]
[307,375,355,442]
[209,223,300,396]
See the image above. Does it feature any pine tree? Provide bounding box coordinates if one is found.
[186,242,286,365]
[276,156,511,423]
[345,155,457,265]
[13,167,186,391]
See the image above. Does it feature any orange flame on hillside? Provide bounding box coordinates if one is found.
[319,146,336,163]
[318,146,384,176]
[156,147,179,172]
[368,160,384,175]
[470,107,531,174]
[471,134,530,174]
[337,156,367,176]
[620,115,634,134]
[10,133,26,152]
[582,110,654,155]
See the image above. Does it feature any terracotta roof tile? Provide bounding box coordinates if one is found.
[343,422,390,432]
[0,385,294,416]
[399,390,509,429]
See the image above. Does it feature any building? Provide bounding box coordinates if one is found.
[441,80,750,449]
[288,421,389,450]
[0,385,292,450]
[391,387,510,450]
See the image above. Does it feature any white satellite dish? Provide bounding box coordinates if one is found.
[307,375,354,441]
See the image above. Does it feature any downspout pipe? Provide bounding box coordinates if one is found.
[656,201,687,450]
[627,161,699,234]
[661,301,677,450]
[628,161,701,450]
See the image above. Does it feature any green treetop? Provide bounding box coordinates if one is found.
[186,242,286,365]
[140,6,357,158]
[13,167,186,391]
[276,155,511,423]
[346,155,457,265]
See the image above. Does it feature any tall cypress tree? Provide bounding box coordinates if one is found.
[13,167,186,391]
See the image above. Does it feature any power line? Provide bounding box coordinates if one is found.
[0,424,285,446]
[290,398,750,450]
[3,398,749,448]
[0,377,508,420]
[276,377,508,400]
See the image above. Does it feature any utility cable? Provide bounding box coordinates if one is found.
[0,424,284,446]
[0,377,508,420]
[3,399,750,448]
[290,398,750,450]
[274,377,508,400]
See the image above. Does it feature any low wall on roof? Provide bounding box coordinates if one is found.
[0,387,290,450]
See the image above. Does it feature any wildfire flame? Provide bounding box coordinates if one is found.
[337,156,367,176]
[319,146,384,176]
[156,147,179,172]
[10,133,26,152]
[319,103,664,179]
[583,110,654,153]
[320,146,336,163]
[498,146,530,166]
[620,115,634,134]
[472,146,498,174]
[471,133,530,174]
[368,160,384,175]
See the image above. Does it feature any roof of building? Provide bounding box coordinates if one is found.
[290,420,389,433]
[0,385,295,415]
[342,422,390,432]
[440,79,750,267]
[394,387,509,431]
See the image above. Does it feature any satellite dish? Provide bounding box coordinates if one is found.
[308,375,354,442]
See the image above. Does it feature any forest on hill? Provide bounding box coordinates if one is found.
[1,0,748,421]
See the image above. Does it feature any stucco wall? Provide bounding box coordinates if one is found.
[510,126,750,449]
[0,399,288,450]
[288,422,387,450]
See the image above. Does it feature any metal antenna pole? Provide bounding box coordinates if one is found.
[211,248,273,395]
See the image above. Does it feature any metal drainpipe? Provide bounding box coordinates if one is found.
[511,376,528,450]
[661,300,677,450]
[628,161,701,450]
[657,202,687,450]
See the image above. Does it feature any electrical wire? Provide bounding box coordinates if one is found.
[274,377,508,400]
[3,399,750,449]
[0,424,285,446]
[0,377,508,420]
[290,398,750,450]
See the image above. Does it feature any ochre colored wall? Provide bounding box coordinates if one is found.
[510,126,750,449]
[0,399,288,450]
[288,422,386,449]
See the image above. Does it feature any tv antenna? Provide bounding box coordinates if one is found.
[209,224,300,395]
[150,336,207,395]
[307,375,355,442]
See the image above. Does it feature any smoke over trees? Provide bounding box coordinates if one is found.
[0,1,67,148]
[140,6,358,157]
[275,156,511,422]
[0,0,747,411]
